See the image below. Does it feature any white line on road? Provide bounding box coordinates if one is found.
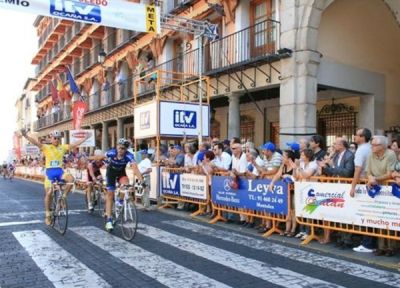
[166,220,400,287]
[138,224,344,288]
[0,220,42,227]
[71,226,232,288]
[13,230,111,288]
[0,209,87,219]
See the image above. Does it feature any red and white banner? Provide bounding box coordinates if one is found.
[72,101,87,130]
[70,129,95,147]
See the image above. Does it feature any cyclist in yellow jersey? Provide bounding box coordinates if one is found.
[20,129,89,225]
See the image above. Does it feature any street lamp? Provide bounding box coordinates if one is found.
[98,48,107,65]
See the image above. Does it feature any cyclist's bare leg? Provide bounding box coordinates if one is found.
[44,187,53,225]
[63,174,75,197]
[86,183,93,209]
[105,190,114,219]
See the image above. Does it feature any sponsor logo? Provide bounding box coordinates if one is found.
[0,0,29,6]
[140,111,150,129]
[303,188,345,214]
[173,110,196,129]
[223,178,231,192]
[50,0,101,23]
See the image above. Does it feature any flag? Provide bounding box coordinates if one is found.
[72,101,87,130]
[55,75,67,102]
[50,81,59,104]
[66,67,80,94]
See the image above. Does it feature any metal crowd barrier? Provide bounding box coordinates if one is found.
[209,172,292,237]
[295,176,399,245]
[159,167,210,217]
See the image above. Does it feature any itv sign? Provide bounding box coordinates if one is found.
[173,110,196,129]
[50,0,101,23]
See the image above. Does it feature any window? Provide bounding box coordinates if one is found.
[250,0,275,55]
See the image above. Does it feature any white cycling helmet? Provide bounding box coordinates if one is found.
[117,138,130,148]
[94,149,103,156]
[50,130,62,138]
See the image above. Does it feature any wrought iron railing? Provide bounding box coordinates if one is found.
[152,19,279,78]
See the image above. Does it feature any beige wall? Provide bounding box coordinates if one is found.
[214,97,279,147]
[318,0,400,127]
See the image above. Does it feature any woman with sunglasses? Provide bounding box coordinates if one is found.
[91,138,143,231]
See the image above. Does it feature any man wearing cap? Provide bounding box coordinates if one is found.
[138,149,153,211]
[287,142,301,159]
[253,142,282,177]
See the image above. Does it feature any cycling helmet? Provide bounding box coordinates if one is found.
[94,149,103,156]
[117,138,130,148]
[50,130,62,138]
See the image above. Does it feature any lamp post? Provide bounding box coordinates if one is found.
[197,35,203,145]
[98,48,107,66]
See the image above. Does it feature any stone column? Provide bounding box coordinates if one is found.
[117,118,125,140]
[101,121,109,152]
[279,0,325,144]
[227,92,241,139]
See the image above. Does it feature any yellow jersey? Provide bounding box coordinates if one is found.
[42,144,70,169]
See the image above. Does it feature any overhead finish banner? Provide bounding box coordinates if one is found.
[0,0,160,33]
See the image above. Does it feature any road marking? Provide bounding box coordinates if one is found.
[71,226,232,288]
[0,220,41,227]
[13,230,111,288]
[0,209,86,219]
[138,224,344,288]
[166,220,400,287]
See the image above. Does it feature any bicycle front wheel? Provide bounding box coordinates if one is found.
[55,197,68,235]
[119,200,138,241]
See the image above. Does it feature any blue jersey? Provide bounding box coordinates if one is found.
[105,149,135,171]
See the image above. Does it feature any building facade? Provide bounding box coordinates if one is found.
[25,0,400,150]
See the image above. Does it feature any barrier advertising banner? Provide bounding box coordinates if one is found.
[295,182,400,231]
[180,174,207,200]
[160,170,207,200]
[159,101,210,137]
[0,0,160,33]
[211,176,288,215]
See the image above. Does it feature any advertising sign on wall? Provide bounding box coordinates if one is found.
[211,176,288,215]
[159,101,210,137]
[134,101,158,139]
[295,182,400,231]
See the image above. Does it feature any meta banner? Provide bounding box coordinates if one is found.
[211,176,289,215]
[0,0,160,33]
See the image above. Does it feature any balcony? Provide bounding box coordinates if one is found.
[137,19,281,96]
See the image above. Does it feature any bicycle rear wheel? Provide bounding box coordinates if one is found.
[55,197,68,235]
[119,199,138,241]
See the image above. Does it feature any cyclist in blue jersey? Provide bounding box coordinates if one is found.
[91,138,143,231]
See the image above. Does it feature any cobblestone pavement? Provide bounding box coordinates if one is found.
[1,178,400,288]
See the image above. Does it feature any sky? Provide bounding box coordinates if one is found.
[0,10,37,161]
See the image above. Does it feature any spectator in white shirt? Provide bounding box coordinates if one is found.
[137,149,153,210]
[212,142,231,171]
[230,143,247,176]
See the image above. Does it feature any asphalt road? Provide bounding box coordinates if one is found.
[0,178,400,288]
